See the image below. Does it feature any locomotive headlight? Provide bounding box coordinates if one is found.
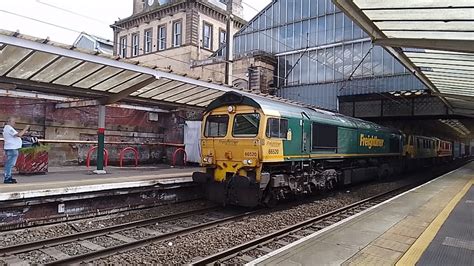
[227,105,236,113]
[203,157,213,164]
[243,159,253,165]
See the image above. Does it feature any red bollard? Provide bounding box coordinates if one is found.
[119,147,139,167]
[172,148,187,167]
[86,146,109,168]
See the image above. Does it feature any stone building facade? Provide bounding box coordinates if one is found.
[112,0,246,83]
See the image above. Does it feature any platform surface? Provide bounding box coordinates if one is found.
[250,162,474,266]
[0,165,201,200]
[414,185,473,266]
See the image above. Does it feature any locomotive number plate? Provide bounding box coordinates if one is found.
[244,150,258,158]
[268,148,280,155]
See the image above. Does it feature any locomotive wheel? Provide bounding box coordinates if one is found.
[263,190,278,208]
[326,179,336,191]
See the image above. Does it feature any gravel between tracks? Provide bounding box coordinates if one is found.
[97,178,414,264]
[0,224,73,248]
[17,250,55,264]
[0,200,214,249]
[89,236,125,248]
[55,243,92,256]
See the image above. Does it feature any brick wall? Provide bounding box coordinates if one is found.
[0,97,186,166]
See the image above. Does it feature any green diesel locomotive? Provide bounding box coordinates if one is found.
[193,92,446,207]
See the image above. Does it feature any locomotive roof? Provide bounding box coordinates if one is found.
[206,92,401,134]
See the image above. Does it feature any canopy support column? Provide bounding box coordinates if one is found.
[94,105,107,174]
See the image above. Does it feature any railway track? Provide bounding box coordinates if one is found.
[191,186,412,265]
[2,161,467,265]
[0,206,255,265]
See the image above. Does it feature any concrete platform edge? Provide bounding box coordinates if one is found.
[0,174,193,201]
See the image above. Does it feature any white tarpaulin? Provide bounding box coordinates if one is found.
[184,121,202,163]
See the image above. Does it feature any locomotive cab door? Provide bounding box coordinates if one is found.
[301,112,311,154]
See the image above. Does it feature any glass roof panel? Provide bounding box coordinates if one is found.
[422,68,474,76]
[108,74,154,93]
[91,71,140,91]
[426,75,474,83]
[175,89,220,104]
[423,50,474,56]
[30,57,82,83]
[53,61,103,86]
[439,89,474,97]
[354,0,474,9]
[0,45,32,75]
[74,66,123,89]
[187,92,225,106]
[415,63,474,72]
[425,73,474,81]
[6,51,59,79]
[430,78,474,86]
[375,21,474,32]
[152,84,198,100]
[411,58,474,67]
[405,52,474,62]
[165,86,205,102]
[431,82,473,89]
[384,31,474,40]
[138,80,183,98]
[363,9,474,21]
[130,79,172,96]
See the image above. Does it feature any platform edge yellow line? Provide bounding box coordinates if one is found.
[396,178,473,266]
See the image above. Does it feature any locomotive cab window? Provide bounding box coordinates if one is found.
[312,123,338,151]
[233,113,260,137]
[266,118,288,139]
[205,115,229,137]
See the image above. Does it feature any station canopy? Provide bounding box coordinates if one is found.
[0,30,245,109]
[334,0,474,116]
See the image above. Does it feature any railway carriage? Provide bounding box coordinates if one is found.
[193,92,405,207]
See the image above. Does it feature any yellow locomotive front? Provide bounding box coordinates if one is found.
[193,102,266,206]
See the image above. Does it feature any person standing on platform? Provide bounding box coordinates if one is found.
[3,117,29,184]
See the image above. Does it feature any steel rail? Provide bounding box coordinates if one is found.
[190,185,412,265]
[0,206,220,256]
[46,210,259,265]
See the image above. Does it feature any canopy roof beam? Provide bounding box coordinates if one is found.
[374,38,474,54]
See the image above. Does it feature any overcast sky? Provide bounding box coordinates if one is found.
[0,0,271,44]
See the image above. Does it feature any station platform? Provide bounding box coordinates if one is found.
[0,165,200,201]
[250,162,474,266]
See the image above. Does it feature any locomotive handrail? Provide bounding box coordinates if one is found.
[86,146,109,168]
[172,148,187,167]
[119,147,139,167]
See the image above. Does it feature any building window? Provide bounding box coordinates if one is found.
[132,33,139,56]
[119,36,127,58]
[218,29,226,56]
[158,25,167,50]
[144,29,152,53]
[202,22,213,50]
[172,20,182,47]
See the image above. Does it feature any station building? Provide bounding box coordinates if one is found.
[111,0,246,83]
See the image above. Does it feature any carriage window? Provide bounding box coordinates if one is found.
[312,123,338,151]
[204,115,229,137]
[233,113,260,137]
[266,118,288,138]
